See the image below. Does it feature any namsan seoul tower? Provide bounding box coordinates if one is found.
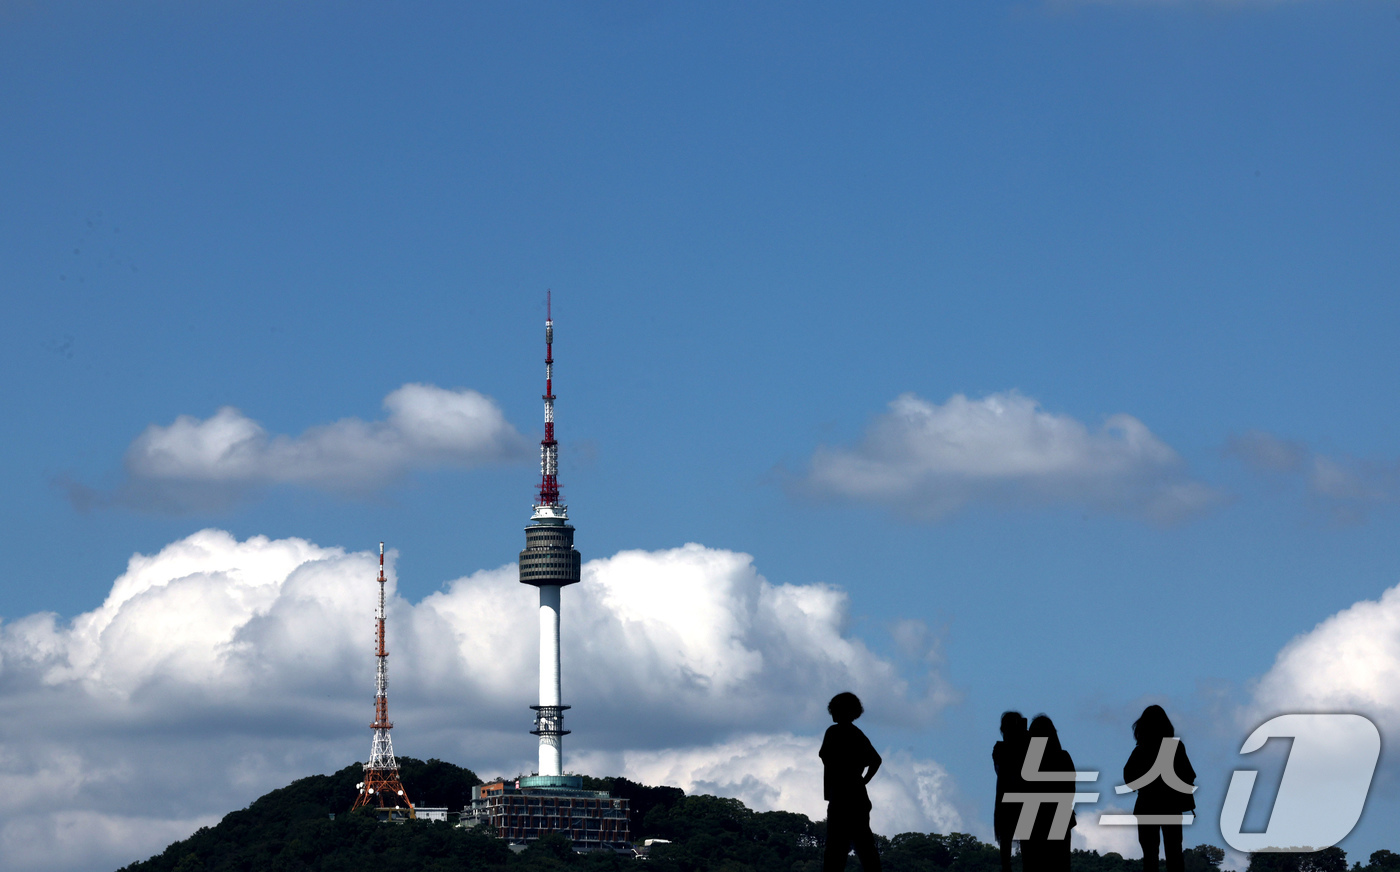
[518,292,582,777]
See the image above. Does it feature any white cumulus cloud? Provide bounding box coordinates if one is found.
[67,383,528,512]
[1224,579,1400,857]
[1071,804,1146,857]
[801,392,1223,523]
[0,530,955,872]
[572,733,965,838]
[1248,582,1400,732]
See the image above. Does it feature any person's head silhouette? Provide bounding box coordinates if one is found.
[1028,714,1062,754]
[1132,704,1175,744]
[1000,711,1028,740]
[828,692,864,724]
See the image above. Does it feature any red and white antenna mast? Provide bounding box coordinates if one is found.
[538,290,560,508]
[352,543,413,816]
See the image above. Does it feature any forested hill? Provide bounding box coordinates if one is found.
[118,760,1400,872]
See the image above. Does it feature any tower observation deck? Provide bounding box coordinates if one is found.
[520,292,582,778]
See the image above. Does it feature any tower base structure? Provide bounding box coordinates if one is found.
[352,767,415,820]
[531,703,570,777]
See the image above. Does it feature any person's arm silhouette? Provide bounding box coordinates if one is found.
[1176,742,1196,793]
[1123,743,1154,788]
[862,742,882,785]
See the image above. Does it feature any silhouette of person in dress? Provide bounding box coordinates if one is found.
[993,711,1030,872]
[1020,714,1075,872]
[1122,705,1196,872]
[820,692,883,872]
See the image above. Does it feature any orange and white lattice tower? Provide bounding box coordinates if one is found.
[351,543,414,816]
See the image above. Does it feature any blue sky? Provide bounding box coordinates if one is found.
[2,1,1399,869]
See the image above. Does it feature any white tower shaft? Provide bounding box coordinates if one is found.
[538,584,562,776]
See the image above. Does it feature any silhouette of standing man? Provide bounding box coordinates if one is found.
[821,692,882,872]
[992,711,1030,872]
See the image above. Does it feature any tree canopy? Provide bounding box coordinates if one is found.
[119,761,1391,872]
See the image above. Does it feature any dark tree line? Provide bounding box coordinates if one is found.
[1248,848,1400,872]
[117,760,1396,872]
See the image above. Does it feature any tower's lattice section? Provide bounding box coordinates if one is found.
[351,543,413,815]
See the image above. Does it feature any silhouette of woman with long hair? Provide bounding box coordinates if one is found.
[993,711,1029,872]
[1122,705,1196,872]
[820,692,883,872]
[1020,715,1075,872]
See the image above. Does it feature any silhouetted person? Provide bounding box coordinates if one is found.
[993,711,1030,872]
[821,692,882,872]
[1122,705,1196,872]
[1020,715,1075,872]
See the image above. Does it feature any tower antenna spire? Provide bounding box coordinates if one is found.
[352,542,414,818]
[520,293,581,778]
[538,290,560,507]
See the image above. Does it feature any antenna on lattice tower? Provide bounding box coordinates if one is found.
[351,542,414,817]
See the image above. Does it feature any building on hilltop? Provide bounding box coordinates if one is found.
[468,775,631,851]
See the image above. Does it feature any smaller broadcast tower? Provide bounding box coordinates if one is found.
[351,543,414,816]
